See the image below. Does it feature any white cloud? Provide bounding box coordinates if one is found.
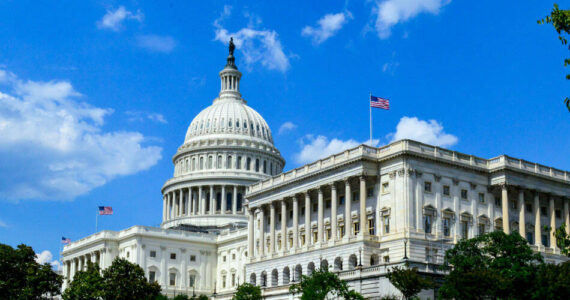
[294,135,379,165]
[382,61,400,74]
[135,35,177,53]
[126,111,167,124]
[373,0,451,39]
[35,250,61,271]
[0,69,162,201]
[97,6,143,31]
[302,11,352,45]
[278,122,297,134]
[388,116,458,147]
[214,6,290,73]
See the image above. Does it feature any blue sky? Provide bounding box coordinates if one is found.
[0,0,569,267]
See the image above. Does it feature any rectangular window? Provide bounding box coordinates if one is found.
[424,215,432,234]
[384,216,390,234]
[223,256,226,262]
[443,185,450,196]
[382,182,389,193]
[170,253,176,260]
[150,251,156,258]
[326,200,331,209]
[312,231,318,242]
[232,273,236,287]
[368,219,375,235]
[367,187,374,197]
[478,224,486,236]
[149,271,156,283]
[232,253,236,260]
[326,228,331,240]
[222,275,226,288]
[526,232,534,244]
[541,207,547,216]
[189,274,196,287]
[424,181,432,193]
[511,200,517,210]
[301,234,306,246]
[339,196,345,205]
[526,203,532,213]
[443,218,450,237]
[313,203,318,212]
[339,224,345,238]
[461,189,468,200]
[289,210,293,219]
[383,256,390,263]
[556,209,562,219]
[353,192,359,202]
[237,156,242,169]
[478,193,485,203]
[169,273,176,286]
[542,234,549,247]
[353,222,360,235]
[495,196,501,207]
[461,221,468,239]
[190,255,196,262]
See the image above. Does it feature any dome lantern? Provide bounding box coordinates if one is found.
[219,37,242,99]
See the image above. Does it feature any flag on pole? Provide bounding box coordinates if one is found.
[98,206,113,215]
[370,95,390,110]
[61,237,71,244]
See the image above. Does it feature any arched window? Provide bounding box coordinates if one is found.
[271,269,278,287]
[237,156,242,170]
[263,161,267,174]
[294,265,302,282]
[261,271,267,287]
[229,118,232,127]
[192,158,196,171]
[246,157,251,171]
[227,156,232,169]
[334,257,343,271]
[217,155,222,169]
[237,193,243,211]
[199,157,204,170]
[208,156,213,169]
[250,273,256,285]
[282,267,290,285]
[307,262,315,276]
[320,259,329,271]
[370,254,379,266]
[349,254,358,270]
[216,193,222,212]
[236,120,240,128]
[255,159,260,172]
[270,162,273,175]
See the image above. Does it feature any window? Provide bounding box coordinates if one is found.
[339,224,345,238]
[223,256,226,262]
[382,182,389,193]
[368,218,375,235]
[339,196,345,205]
[232,253,236,260]
[383,215,390,234]
[526,203,532,213]
[326,200,331,209]
[232,273,236,287]
[424,215,432,234]
[289,210,293,219]
[170,253,176,260]
[541,206,547,216]
[326,228,331,240]
[255,159,260,172]
[526,232,534,244]
[149,271,156,283]
[199,157,204,170]
[424,181,432,193]
[542,234,549,247]
[443,218,450,237]
[383,256,390,263]
[169,272,176,286]
[443,185,450,196]
[461,189,468,200]
[478,224,486,236]
[301,234,306,246]
[208,156,213,169]
[222,275,227,288]
[246,157,251,170]
[312,231,318,242]
[461,221,469,239]
[217,155,222,168]
[263,161,267,174]
[511,200,517,209]
[189,274,196,287]
[556,209,562,219]
[150,251,156,258]
[495,196,501,207]
[478,193,485,203]
[313,203,318,212]
[237,156,242,169]
[367,187,373,197]
[353,222,360,235]
[190,255,196,262]
[227,156,232,169]
[353,192,359,202]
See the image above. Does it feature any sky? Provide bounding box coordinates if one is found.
[0,0,569,268]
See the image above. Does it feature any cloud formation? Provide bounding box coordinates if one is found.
[373,0,451,39]
[302,11,352,45]
[294,135,378,165]
[97,6,143,31]
[35,250,61,271]
[0,69,162,201]
[388,116,457,147]
[126,111,167,124]
[135,35,177,53]
[214,6,290,72]
[278,122,297,134]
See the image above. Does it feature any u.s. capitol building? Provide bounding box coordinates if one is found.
[62,44,570,299]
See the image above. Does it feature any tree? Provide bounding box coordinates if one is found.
[62,261,104,300]
[0,243,63,299]
[386,266,433,300]
[289,267,364,300]
[538,4,570,111]
[101,257,161,300]
[554,223,570,256]
[232,283,262,300]
[531,261,570,299]
[439,231,543,300]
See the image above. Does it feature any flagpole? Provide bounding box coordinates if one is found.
[369,92,372,146]
[95,210,98,232]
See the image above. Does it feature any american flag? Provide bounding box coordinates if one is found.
[98,206,113,215]
[370,95,390,110]
[61,237,71,244]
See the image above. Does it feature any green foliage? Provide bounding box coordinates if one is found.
[100,257,161,300]
[232,282,261,300]
[439,231,543,300]
[289,267,363,300]
[538,3,570,111]
[554,223,570,256]
[531,261,570,299]
[0,243,63,300]
[173,295,190,300]
[379,295,400,300]
[387,266,433,300]
[62,261,104,300]
[154,295,169,300]
[195,295,209,300]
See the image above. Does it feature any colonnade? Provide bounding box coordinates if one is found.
[248,176,371,259]
[163,185,245,221]
[62,249,105,287]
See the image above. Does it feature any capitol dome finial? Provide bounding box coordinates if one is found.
[225,37,237,69]
[219,37,242,98]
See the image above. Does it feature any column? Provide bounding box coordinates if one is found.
[281,200,287,252]
[534,191,541,246]
[270,202,276,254]
[502,184,510,234]
[232,186,238,214]
[360,176,367,236]
[162,195,167,221]
[221,185,227,215]
[564,198,570,235]
[550,195,556,249]
[519,189,526,236]
[331,183,337,242]
[178,190,182,217]
[259,207,265,258]
[167,192,172,220]
[293,196,299,250]
[345,179,352,239]
[317,188,324,244]
[187,187,191,216]
[248,209,254,259]
[304,192,311,246]
[199,186,205,215]
[210,185,215,215]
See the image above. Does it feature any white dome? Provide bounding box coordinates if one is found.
[184,98,274,145]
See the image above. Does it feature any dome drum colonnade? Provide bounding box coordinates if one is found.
[161,37,284,229]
